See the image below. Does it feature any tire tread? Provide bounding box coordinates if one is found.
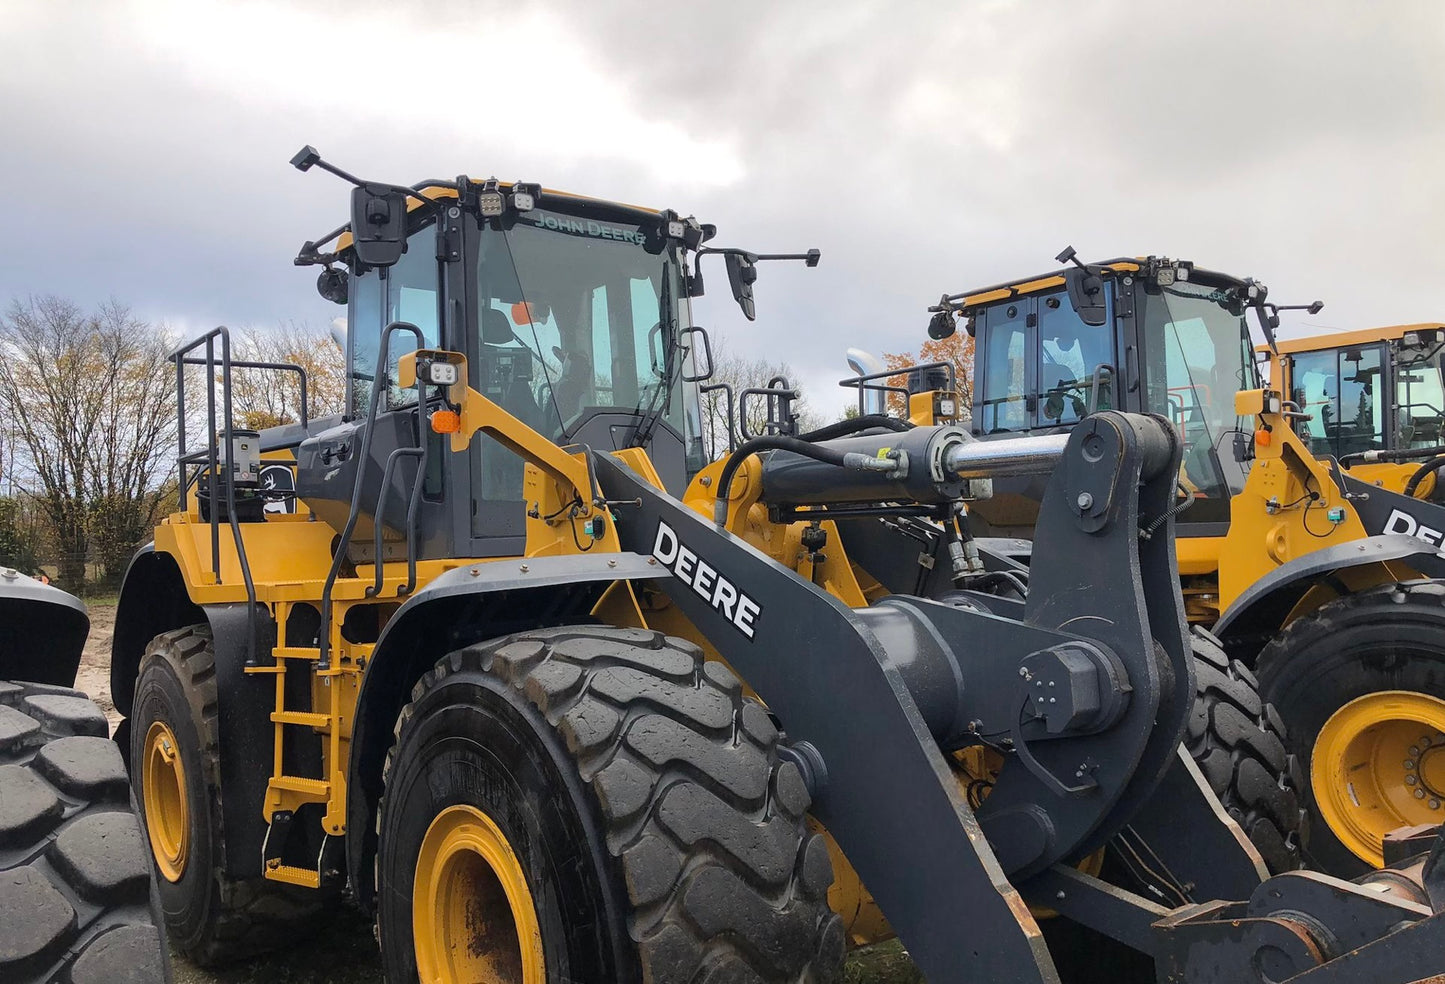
[0,680,169,984]
[384,625,844,984]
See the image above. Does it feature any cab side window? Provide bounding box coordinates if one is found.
[978,303,1029,433]
[1037,290,1112,425]
[349,222,440,416]
[1290,345,1384,456]
[975,289,1112,432]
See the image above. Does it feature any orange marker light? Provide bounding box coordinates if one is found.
[511,301,533,325]
[430,409,461,434]
[1255,428,1271,447]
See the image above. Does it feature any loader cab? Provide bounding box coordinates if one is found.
[961,257,1262,535]
[1271,324,1445,457]
[310,185,710,559]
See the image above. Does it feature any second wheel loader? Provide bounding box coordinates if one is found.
[924,253,1445,875]
[101,151,1445,984]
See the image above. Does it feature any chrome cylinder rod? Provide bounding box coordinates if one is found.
[943,433,1071,478]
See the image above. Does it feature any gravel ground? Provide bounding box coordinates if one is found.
[78,602,921,983]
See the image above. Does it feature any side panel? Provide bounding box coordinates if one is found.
[343,554,662,911]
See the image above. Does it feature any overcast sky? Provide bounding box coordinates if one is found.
[3,0,1442,413]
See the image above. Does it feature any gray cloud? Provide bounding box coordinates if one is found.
[2,0,1442,416]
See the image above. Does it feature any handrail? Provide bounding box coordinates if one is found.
[700,382,737,452]
[178,357,309,426]
[366,446,426,600]
[837,361,957,418]
[317,321,425,669]
[170,326,260,664]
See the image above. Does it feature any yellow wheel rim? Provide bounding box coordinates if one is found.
[413,804,545,984]
[142,720,189,882]
[1312,690,1445,867]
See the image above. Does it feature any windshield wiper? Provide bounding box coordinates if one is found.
[630,262,680,448]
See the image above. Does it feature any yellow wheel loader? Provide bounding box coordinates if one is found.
[1265,322,1445,493]
[925,254,1445,876]
[107,154,1445,984]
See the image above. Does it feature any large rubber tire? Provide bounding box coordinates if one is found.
[1257,582,1445,876]
[1187,628,1305,874]
[130,625,332,965]
[377,625,845,984]
[0,679,170,984]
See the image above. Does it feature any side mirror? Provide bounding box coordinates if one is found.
[350,185,408,267]
[1064,268,1108,327]
[681,326,715,382]
[725,252,759,321]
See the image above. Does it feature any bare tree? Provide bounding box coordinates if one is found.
[229,321,347,429]
[699,335,821,460]
[88,302,179,584]
[0,297,176,588]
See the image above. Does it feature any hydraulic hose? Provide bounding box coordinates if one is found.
[713,435,851,524]
[798,413,912,443]
[1403,455,1445,499]
[1340,444,1445,467]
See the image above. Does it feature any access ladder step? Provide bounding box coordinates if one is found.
[268,776,330,798]
[271,710,331,728]
[264,863,320,889]
[272,647,323,661]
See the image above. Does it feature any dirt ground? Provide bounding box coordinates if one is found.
[79,602,920,983]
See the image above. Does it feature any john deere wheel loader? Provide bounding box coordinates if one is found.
[112,151,1445,984]
[0,569,170,983]
[1266,322,1445,493]
[925,254,1445,876]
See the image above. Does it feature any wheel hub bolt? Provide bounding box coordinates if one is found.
[1416,789,1428,800]
[1411,746,1421,757]
[1432,799,1442,810]
[1406,760,1417,770]
[1406,775,1418,785]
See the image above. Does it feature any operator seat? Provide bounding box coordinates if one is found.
[477,308,545,498]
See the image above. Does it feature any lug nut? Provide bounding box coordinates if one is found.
[1411,746,1421,756]
[1432,799,1441,810]
[1416,789,1428,800]
[1407,775,1419,785]
[1406,760,1417,770]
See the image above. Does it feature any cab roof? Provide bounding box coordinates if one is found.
[327,179,662,254]
[1270,323,1445,355]
[943,256,1248,314]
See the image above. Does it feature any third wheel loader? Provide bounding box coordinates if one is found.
[104,152,1445,983]
[923,253,1445,876]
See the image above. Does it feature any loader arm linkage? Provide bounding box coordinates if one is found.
[595,411,1445,984]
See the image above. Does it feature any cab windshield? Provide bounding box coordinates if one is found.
[1140,280,1259,506]
[472,206,690,442]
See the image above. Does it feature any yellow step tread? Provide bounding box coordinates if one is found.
[268,776,330,796]
[264,864,320,889]
[271,711,330,727]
